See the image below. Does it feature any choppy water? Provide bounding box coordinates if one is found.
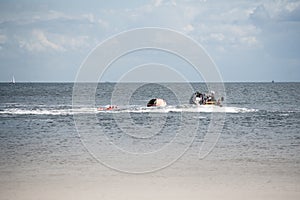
[0,82,299,176]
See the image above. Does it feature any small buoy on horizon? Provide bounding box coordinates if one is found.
[272,80,275,83]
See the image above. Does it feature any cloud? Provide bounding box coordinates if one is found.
[17,29,93,53]
[98,18,109,29]
[249,4,270,25]
[0,34,6,51]
[250,1,300,23]
[153,0,177,7]
[0,0,299,81]
[9,1,262,54]
[0,8,108,53]
[137,1,259,51]
[279,1,300,21]
[57,35,90,51]
[194,22,261,51]
[0,34,7,44]
[18,29,65,52]
[183,24,194,33]
[209,33,225,42]
[153,0,163,7]
[240,36,259,47]
[247,1,300,59]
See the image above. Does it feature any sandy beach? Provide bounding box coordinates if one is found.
[1,151,299,200]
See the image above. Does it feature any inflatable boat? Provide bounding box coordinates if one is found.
[190,91,223,106]
[147,98,167,107]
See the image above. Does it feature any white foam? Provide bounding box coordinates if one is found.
[0,105,257,116]
[279,113,289,117]
[0,108,97,116]
[97,105,258,114]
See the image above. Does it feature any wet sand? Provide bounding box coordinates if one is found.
[1,159,299,200]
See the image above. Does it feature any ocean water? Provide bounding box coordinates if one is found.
[0,82,300,199]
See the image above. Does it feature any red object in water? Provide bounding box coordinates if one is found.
[97,105,118,111]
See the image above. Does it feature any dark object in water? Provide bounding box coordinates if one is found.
[147,98,167,107]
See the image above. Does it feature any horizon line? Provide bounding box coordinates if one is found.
[0,81,299,83]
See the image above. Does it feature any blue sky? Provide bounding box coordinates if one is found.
[0,0,299,82]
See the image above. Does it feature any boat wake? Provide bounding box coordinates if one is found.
[103,105,258,114]
[0,107,96,116]
[0,105,258,116]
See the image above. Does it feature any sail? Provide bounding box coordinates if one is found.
[12,76,15,84]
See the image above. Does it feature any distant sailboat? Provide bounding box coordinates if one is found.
[11,76,15,84]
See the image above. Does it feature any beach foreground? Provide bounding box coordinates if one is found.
[1,158,299,200]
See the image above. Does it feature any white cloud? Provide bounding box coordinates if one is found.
[1,0,300,81]
[57,35,90,51]
[183,24,194,33]
[34,30,64,51]
[18,29,94,53]
[129,0,262,50]
[0,34,5,51]
[195,22,261,50]
[250,1,300,22]
[0,34,7,44]
[19,29,65,52]
[209,33,225,42]
[151,0,177,8]
[153,0,163,7]
[170,0,177,6]
[82,13,95,23]
[98,18,109,29]
[1,8,103,53]
[3,1,263,54]
[250,4,270,24]
[0,10,69,25]
[246,1,300,58]
[240,36,259,47]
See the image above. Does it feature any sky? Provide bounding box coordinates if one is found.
[0,0,300,82]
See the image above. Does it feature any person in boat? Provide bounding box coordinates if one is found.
[195,92,204,105]
[205,91,216,104]
[147,98,167,107]
[190,91,204,105]
[191,90,222,105]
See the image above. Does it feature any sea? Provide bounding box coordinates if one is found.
[0,82,299,199]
